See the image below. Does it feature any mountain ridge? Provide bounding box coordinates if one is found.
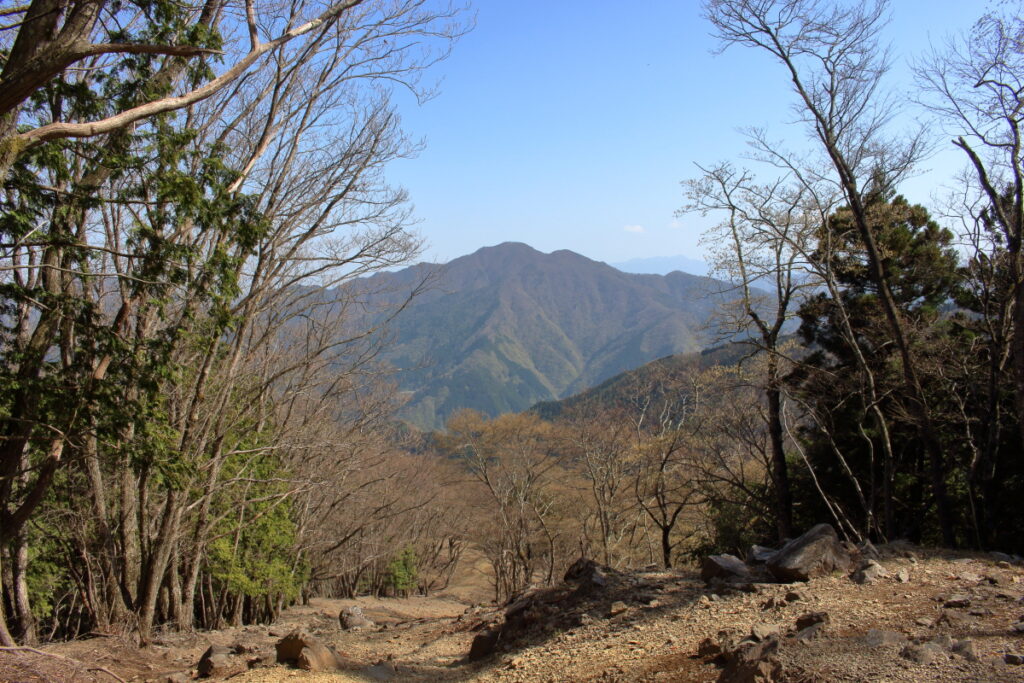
[341,242,745,429]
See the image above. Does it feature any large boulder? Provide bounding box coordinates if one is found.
[766,524,852,582]
[701,554,753,583]
[747,545,777,565]
[275,630,343,672]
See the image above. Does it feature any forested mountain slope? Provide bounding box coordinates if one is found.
[346,242,744,429]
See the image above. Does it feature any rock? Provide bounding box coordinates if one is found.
[900,642,945,665]
[784,589,808,603]
[197,645,233,678]
[718,635,783,683]
[340,605,375,630]
[943,594,971,608]
[766,524,852,582]
[747,545,777,564]
[275,630,343,672]
[863,629,906,647]
[564,558,610,592]
[793,622,825,642]
[1004,653,1024,665]
[361,660,398,681]
[697,636,723,658]
[915,617,933,627]
[858,540,881,561]
[930,634,954,649]
[1013,623,1024,634]
[468,627,502,661]
[896,568,910,583]
[951,639,979,662]
[851,560,889,585]
[609,600,629,617]
[157,673,190,683]
[635,592,659,604]
[794,612,829,631]
[702,554,752,583]
[750,623,779,641]
[247,654,276,669]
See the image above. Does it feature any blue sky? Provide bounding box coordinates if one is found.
[388,1,986,267]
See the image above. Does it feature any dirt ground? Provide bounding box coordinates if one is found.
[4,545,1024,682]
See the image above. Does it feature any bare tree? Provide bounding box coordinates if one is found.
[683,163,821,539]
[703,0,955,544]
[917,6,1024,446]
[441,411,563,601]
[558,408,637,568]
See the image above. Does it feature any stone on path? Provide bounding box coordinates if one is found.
[851,559,889,585]
[275,630,343,672]
[702,554,752,583]
[766,524,852,583]
[197,645,233,678]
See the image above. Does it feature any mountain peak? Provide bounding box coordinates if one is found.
[348,243,740,429]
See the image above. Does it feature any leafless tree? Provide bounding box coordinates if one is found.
[703,0,955,544]
[916,6,1024,446]
[683,163,822,539]
[441,410,563,602]
[558,408,638,568]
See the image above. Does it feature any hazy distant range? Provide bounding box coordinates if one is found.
[340,243,736,431]
[610,254,709,277]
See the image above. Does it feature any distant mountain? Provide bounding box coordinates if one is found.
[611,254,709,277]
[344,242,745,430]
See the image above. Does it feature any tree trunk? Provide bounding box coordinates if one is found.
[137,491,181,643]
[11,532,36,644]
[766,381,792,541]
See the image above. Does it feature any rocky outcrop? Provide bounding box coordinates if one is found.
[563,557,614,593]
[464,557,677,661]
[766,524,852,582]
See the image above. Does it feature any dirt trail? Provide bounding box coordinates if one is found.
[5,546,1024,682]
